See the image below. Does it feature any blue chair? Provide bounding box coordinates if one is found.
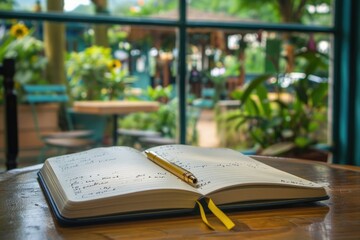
[23,84,99,162]
[68,110,108,146]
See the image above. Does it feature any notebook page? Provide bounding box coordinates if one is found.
[147,145,322,196]
[46,147,197,201]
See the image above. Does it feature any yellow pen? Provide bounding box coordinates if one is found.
[144,150,198,186]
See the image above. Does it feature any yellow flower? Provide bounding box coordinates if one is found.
[30,55,38,63]
[100,88,108,95]
[9,23,29,38]
[107,59,122,70]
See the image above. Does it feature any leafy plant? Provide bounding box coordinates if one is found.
[120,85,199,144]
[119,98,177,139]
[120,85,176,136]
[146,85,174,103]
[223,55,241,77]
[66,46,134,100]
[0,22,47,103]
[227,50,329,156]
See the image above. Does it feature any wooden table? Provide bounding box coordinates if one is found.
[73,101,159,145]
[1,156,360,239]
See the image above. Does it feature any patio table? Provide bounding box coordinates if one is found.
[73,101,159,145]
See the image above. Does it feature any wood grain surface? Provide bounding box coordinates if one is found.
[1,156,360,239]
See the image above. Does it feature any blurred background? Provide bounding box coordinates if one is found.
[1,0,359,169]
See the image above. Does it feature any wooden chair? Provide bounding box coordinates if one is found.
[23,84,98,162]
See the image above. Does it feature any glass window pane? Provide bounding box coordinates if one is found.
[0,19,179,161]
[188,0,333,26]
[187,28,331,152]
[0,0,335,166]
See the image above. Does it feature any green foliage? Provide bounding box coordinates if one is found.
[154,99,177,138]
[223,55,240,77]
[107,26,129,47]
[2,35,47,85]
[0,0,14,10]
[120,85,199,145]
[120,98,177,138]
[245,47,265,73]
[120,85,176,139]
[124,0,177,17]
[227,50,329,155]
[146,85,174,102]
[143,85,177,138]
[0,22,47,103]
[66,46,134,100]
[189,0,331,25]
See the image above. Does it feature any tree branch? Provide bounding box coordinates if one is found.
[294,0,307,22]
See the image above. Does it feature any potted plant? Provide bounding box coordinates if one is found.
[66,46,135,101]
[226,50,330,161]
[65,46,137,144]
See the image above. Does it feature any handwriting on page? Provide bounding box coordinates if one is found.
[148,145,319,194]
[65,171,169,199]
[48,147,188,200]
[150,145,272,172]
[51,148,115,172]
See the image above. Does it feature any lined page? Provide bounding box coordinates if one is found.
[46,147,197,201]
[147,145,322,196]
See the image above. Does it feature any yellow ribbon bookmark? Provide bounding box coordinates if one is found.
[196,198,235,231]
[196,199,216,230]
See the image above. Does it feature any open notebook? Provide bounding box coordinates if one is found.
[38,144,328,225]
